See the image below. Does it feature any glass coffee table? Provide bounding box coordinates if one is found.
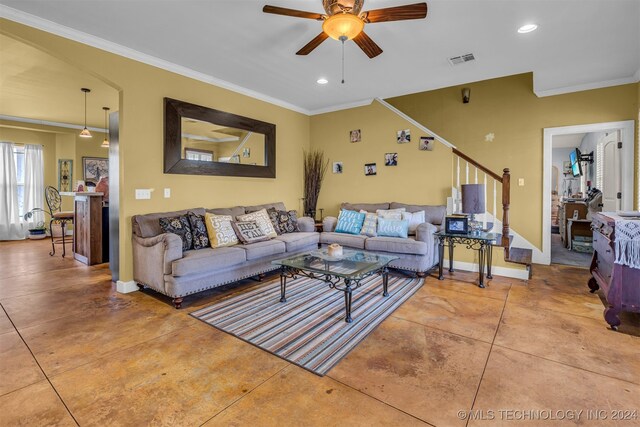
[273,249,398,323]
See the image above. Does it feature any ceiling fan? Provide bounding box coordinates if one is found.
[263,0,428,58]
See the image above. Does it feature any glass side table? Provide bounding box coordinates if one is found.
[434,231,500,288]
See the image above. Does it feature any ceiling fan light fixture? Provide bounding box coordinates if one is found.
[517,24,538,33]
[322,13,364,40]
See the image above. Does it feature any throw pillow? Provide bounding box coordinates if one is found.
[335,209,366,235]
[402,210,426,235]
[267,207,299,235]
[376,208,406,220]
[204,213,239,248]
[159,215,193,252]
[377,217,409,238]
[187,211,209,250]
[236,209,278,238]
[359,210,378,237]
[232,220,270,244]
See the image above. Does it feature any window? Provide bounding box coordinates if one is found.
[13,145,25,216]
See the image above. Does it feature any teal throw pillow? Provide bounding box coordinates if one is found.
[335,209,366,235]
[377,218,409,238]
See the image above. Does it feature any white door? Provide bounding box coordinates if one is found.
[599,131,621,211]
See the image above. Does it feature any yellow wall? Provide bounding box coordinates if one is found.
[386,73,638,249]
[311,101,452,216]
[1,19,310,282]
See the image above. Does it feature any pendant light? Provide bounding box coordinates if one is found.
[101,107,110,148]
[79,88,92,138]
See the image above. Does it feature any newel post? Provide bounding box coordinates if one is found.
[501,168,510,247]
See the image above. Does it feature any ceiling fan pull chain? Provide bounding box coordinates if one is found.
[340,35,346,84]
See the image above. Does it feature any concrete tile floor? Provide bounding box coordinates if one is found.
[0,239,638,426]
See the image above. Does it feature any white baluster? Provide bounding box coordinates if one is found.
[493,180,497,231]
[483,173,488,228]
[465,162,469,185]
[475,167,478,184]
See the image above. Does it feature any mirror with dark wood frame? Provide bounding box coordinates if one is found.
[164,98,276,178]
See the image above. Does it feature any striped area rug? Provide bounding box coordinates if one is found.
[191,274,423,375]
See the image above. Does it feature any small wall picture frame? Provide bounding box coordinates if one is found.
[242,148,250,158]
[397,129,411,144]
[445,216,469,234]
[419,136,435,151]
[364,163,377,176]
[563,160,572,175]
[384,153,398,166]
[58,159,73,192]
[332,162,343,174]
[350,129,361,143]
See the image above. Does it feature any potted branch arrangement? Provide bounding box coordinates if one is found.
[303,149,329,220]
[23,208,50,239]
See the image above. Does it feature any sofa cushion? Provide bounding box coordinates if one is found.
[187,211,209,250]
[206,206,246,218]
[341,202,389,212]
[172,247,246,277]
[231,220,269,244]
[359,211,377,237]
[402,210,426,234]
[335,210,366,235]
[240,239,286,260]
[390,203,446,226]
[365,236,428,255]
[267,208,299,234]
[237,209,278,238]
[275,232,319,252]
[245,202,286,213]
[320,232,367,249]
[204,213,239,248]
[159,215,193,251]
[376,208,405,220]
[377,218,409,238]
[133,208,205,238]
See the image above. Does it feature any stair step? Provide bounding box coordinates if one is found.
[505,247,532,265]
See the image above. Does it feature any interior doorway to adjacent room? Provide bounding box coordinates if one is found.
[542,121,635,266]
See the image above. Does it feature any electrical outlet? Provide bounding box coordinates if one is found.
[518,178,525,186]
[135,189,151,200]
[164,188,171,198]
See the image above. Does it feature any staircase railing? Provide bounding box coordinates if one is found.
[452,149,511,248]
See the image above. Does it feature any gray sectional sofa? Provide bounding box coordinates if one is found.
[131,201,445,308]
[321,202,446,276]
[131,202,318,308]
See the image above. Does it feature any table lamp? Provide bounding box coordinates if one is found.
[462,184,485,233]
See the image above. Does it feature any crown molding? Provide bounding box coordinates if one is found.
[0,5,311,115]
[534,75,639,98]
[308,99,375,116]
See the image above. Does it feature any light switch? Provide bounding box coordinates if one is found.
[135,189,151,200]
[164,188,171,198]
[518,178,525,186]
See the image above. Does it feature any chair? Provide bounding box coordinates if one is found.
[45,186,74,257]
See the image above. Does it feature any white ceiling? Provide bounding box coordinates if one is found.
[1,0,639,115]
[552,133,586,148]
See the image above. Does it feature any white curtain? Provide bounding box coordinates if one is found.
[23,144,45,232]
[0,142,24,240]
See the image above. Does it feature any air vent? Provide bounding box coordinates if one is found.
[448,53,475,66]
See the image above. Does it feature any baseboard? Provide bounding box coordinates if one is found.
[449,260,530,281]
[116,280,138,294]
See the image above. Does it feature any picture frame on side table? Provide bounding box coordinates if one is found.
[445,216,469,234]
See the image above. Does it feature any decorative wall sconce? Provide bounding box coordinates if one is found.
[462,88,471,104]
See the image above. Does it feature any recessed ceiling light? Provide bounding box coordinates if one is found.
[317,78,329,85]
[518,24,538,34]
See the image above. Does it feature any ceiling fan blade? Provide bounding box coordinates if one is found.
[296,33,330,55]
[263,5,324,20]
[353,31,383,58]
[361,2,428,23]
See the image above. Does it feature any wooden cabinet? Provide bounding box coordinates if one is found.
[589,212,640,330]
[73,193,105,265]
[559,201,589,248]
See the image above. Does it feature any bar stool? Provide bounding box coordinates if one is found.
[45,186,74,257]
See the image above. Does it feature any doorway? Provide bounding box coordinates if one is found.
[542,121,635,266]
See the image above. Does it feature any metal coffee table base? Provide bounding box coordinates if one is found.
[279,265,390,323]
